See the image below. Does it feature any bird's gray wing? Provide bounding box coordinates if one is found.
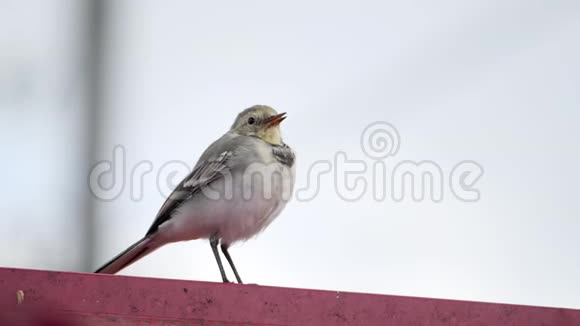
[145,149,233,236]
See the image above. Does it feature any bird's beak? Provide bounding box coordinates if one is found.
[264,112,287,127]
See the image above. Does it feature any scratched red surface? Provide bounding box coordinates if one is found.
[0,268,579,325]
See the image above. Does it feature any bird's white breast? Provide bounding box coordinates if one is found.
[159,141,295,245]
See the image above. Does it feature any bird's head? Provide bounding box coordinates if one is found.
[231,105,286,145]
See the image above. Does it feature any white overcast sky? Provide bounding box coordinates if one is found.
[1,0,579,309]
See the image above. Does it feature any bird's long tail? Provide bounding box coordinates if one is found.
[95,236,162,274]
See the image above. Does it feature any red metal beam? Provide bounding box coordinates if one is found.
[1,267,579,325]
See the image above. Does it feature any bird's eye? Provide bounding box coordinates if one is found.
[247,116,256,125]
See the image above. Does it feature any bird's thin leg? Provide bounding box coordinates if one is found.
[221,244,243,284]
[210,235,229,283]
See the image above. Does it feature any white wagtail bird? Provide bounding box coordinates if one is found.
[95,105,295,283]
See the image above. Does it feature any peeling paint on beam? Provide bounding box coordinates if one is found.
[0,268,579,325]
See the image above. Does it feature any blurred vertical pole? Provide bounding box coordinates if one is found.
[80,0,107,271]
